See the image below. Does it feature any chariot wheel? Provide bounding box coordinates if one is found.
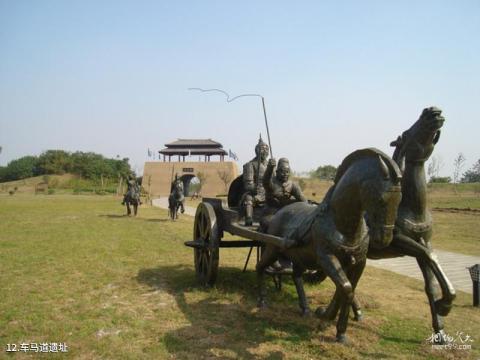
[193,202,220,286]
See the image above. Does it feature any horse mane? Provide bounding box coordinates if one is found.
[334,148,402,184]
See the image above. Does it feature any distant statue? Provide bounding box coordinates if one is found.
[241,135,269,226]
[169,174,185,220]
[122,174,141,216]
[261,157,307,231]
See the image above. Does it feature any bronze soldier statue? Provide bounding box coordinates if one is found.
[122,174,141,206]
[170,173,185,214]
[261,157,307,270]
[261,157,306,230]
[241,136,269,226]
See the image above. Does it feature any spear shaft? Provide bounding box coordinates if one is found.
[261,97,273,158]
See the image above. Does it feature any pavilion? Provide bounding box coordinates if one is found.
[144,138,238,197]
[159,139,228,162]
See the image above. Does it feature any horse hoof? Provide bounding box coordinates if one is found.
[433,330,447,345]
[315,307,328,319]
[354,312,363,322]
[336,333,348,344]
[434,299,452,316]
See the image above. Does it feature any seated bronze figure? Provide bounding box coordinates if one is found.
[240,136,269,226]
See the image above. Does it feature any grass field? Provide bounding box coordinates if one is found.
[1,194,479,359]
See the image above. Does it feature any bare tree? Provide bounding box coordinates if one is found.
[217,170,233,193]
[196,171,207,195]
[427,155,444,181]
[453,153,466,184]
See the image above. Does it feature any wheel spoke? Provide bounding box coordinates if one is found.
[199,212,204,228]
[201,219,209,239]
[199,251,205,274]
[202,251,208,268]
[204,227,210,240]
[201,252,208,275]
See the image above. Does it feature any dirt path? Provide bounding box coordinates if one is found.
[152,197,196,216]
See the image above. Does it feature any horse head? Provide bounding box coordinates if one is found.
[362,155,402,249]
[391,107,445,169]
[333,149,402,249]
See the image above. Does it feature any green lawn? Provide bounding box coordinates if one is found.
[0,194,479,359]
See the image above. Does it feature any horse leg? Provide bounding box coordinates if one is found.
[335,259,366,343]
[292,264,309,316]
[134,203,138,216]
[314,251,354,342]
[417,258,446,343]
[317,289,341,321]
[351,296,363,321]
[256,246,279,308]
[348,260,366,320]
[126,203,131,216]
[392,234,455,315]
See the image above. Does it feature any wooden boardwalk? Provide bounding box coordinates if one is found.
[152,198,479,294]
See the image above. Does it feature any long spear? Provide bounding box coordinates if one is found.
[261,97,273,158]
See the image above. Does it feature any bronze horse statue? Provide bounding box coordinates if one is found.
[124,187,141,216]
[168,180,185,220]
[257,148,402,343]
[344,107,455,342]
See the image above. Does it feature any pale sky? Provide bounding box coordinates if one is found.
[1,1,479,177]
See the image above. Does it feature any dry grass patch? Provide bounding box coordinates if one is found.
[0,194,479,359]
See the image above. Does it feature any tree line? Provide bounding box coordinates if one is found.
[310,155,480,183]
[0,150,132,182]
[428,153,480,183]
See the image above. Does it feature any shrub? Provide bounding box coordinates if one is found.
[311,165,337,180]
[49,178,59,188]
[429,176,452,183]
[47,189,55,195]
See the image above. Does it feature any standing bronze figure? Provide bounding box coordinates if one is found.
[345,107,456,341]
[122,174,141,216]
[257,148,402,343]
